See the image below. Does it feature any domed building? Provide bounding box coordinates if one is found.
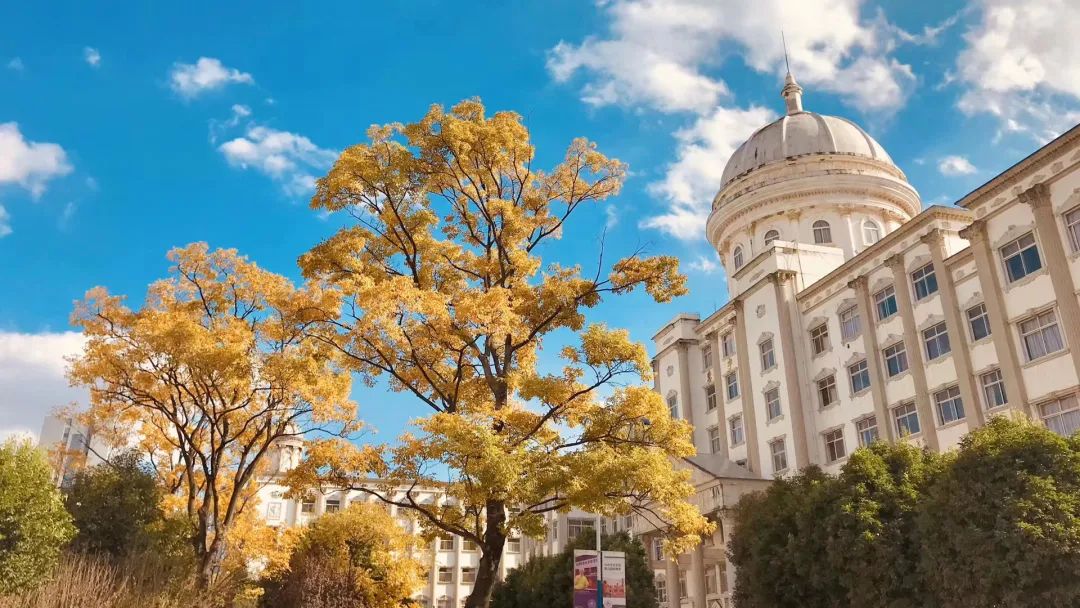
[642,74,1080,608]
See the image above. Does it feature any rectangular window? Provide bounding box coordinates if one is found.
[567,518,594,541]
[911,264,939,300]
[438,535,454,551]
[653,538,664,562]
[874,285,898,320]
[721,332,736,358]
[1020,310,1065,361]
[923,322,951,360]
[1041,395,1080,437]
[702,345,712,372]
[705,569,718,596]
[980,369,1008,409]
[708,426,722,454]
[679,572,688,599]
[849,359,871,393]
[760,338,776,369]
[655,579,668,605]
[810,323,830,355]
[507,537,521,553]
[725,372,739,400]
[1000,232,1043,283]
[765,388,782,420]
[935,385,965,425]
[817,374,838,407]
[705,384,718,411]
[437,567,453,583]
[301,496,316,514]
[729,415,744,446]
[967,303,991,341]
[883,342,909,377]
[1067,207,1080,253]
[324,498,341,513]
[667,394,679,420]
[839,306,861,341]
[855,416,879,447]
[769,438,788,473]
[462,539,478,551]
[893,401,921,437]
[823,428,846,463]
[461,567,476,584]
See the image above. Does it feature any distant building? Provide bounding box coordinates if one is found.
[37,415,110,487]
[643,70,1080,608]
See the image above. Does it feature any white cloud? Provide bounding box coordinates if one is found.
[0,122,72,197]
[687,253,720,273]
[6,58,24,72]
[641,105,776,239]
[938,155,977,176]
[0,331,87,442]
[83,47,101,68]
[0,204,11,237]
[219,125,337,196]
[548,0,919,115]
[169,57,254,98]
[956,0,1080,141]
[604,204,619,230]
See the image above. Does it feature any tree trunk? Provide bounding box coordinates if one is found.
[465,499,507,608]
[197,534,224,589]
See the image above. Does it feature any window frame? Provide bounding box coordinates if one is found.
[706,383,718,411]
[1019,309,1065,362]
[765,388,782,420]
[725,372,739,401]
[892,401,921,437]
[1040,394,1080,437]
[721,332,736,358]
[922,321,951,361]
[461,567,477,584]
[967,303,991,342]
[1065,206,1080,253]
[848,359,871,394]
[763,229,780,246]
[701,345,712,371]
[769,438,788,473]
[437,567,453,584]
[863,219,881,244]
[1000,232,1043,283]
[809,323,830,355]
[817,374,838,408]
[911,263,939,301]
[760,338,776,370]
[883,341,909,378]
[823,428,846,463]
[666,393,679,419]
[567,518,595,541]
[980,368,1007,409]
[874,285,898,321]
[839,306,861,342]
[729,414,745,446]
[855,416,879,447]
[812,220,832,244]
[707,425,722,454]
[732,246,744,269]
[934,385,965,425]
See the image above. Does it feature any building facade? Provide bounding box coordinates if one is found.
[643,72,1080,608]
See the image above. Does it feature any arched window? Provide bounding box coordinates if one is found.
[732,246,745,269]
[863,220,881,245]
[812,220,832,244]
[763,229,780,246]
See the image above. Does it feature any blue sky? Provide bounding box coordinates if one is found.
[2,0,1077,441]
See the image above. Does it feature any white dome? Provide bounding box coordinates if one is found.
[720,111,895,188]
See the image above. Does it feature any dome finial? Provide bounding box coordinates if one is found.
[780,31,803,115]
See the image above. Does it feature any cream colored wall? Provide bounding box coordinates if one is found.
[740,279,792,477]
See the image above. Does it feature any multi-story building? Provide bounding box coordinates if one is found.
[37,415,110,487]
[641,71,1080,608]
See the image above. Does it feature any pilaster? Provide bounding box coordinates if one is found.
[733,300,762,474]
[770,270,811,467]
[848,275,895,442]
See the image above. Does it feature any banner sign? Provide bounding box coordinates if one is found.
[573,550,626,608]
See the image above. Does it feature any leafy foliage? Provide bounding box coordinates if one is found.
[0,439,75,594]
[67,243,357,585]
[729,418,1080,608]
[260,503,425,608]
[917,417,1080,608]
[65,451,164,557]
[293,99,710,607]
[490,532,657,608]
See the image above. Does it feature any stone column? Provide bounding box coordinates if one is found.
[666,557,681,608]
[690,544,707,608]
[924,229,984,427]
[771,271,811,467]
[848,275,895,442]
[885,254,940,451]
[959,220,1031,413]
[708,330,729,456]
[733,299,761,473]
[1020,183,1080,381]
[676,342,697,450]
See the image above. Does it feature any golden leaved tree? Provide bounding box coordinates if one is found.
[293,99,713,608]
[68,243,357,587]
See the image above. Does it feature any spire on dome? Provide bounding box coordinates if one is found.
[780,31,803,115]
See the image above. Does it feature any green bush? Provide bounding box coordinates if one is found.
[65,450,164,557]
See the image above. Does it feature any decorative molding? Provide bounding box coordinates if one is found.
[844,352,866,367]
[991,222,1037,250]
[761,380,781,393]
[756,331,774,345]
[917,314,947,332]
[813,367,837,382]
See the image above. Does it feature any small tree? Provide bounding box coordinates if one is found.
[68,243,357,587]
[295,98,710,608]
[261,503,425,608]
[65,450,163,557]
[490,532,657,608]
[0,439,76,594]
[918,417,1080,608]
